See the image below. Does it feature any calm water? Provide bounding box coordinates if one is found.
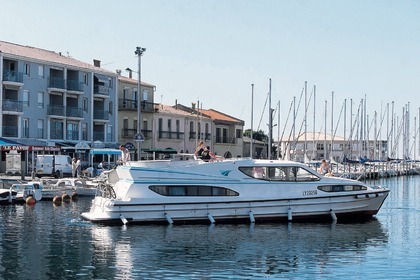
[0,176,419,279]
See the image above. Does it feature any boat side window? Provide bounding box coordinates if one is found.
[149,185,239,196]
[294,167,320,181]
[318,185,367,192]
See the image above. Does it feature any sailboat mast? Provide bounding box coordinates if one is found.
[250,84,254,158]
[268,78,272,160]
[313,85,316,160]
[304,81,307,162]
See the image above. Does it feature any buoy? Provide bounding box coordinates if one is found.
[53,196,62,205]
[165,213,173,224]
[287,207,293,221]
[249,211,255,223]
[330,209,337,221]
[62,193,71,203]
[207,213,215,224]
[26,196,36,205]
[71,192,79,201]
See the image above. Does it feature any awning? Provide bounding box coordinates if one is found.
[90,149,121,155]
[0,138,21,146]
[94,75,109,84]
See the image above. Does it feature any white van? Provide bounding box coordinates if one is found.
[35,155,73,178]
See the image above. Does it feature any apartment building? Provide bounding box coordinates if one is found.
[0,41,118,172]
[117,72,155,160]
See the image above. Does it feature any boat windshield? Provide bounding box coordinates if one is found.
[239,166,320,181]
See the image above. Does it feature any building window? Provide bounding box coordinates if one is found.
[216,127,221,143]
[23,90,29,106]
[83,98,88,112]
[83,73,88,85]
[24,63,30,76]
[143,89,148,101]
[38,65,44,77]
[109,78,113,88]
[67,122,79,140]
[108,101,113,115]
[38,92,44,108]
[158,118,163,138]
[236,129,242,139]
[37,120,44,138]
[23,118,29,138]
[82,123,87,140]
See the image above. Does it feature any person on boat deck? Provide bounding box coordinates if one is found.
[194,141,205,158]
[319,159,333,176]
[201,146,216,162]
[118,145,131,165]
[71,157,77,178]
[76,158,82,177]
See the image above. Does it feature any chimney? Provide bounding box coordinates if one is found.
[93,59,101,67]
[116,69,122,76]
[125,68,133,78]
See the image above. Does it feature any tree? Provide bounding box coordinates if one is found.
[243,129,268,142]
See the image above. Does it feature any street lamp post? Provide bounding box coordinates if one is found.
[135,46,146,160]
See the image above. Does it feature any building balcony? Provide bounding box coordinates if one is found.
[118,99,155,113]
[66,130,79,141]
[2,126,18,137]
[122,128,137,138]
[48,77,66,91]
[158,131,184,140]
[2,71,23,89]
[67,79,83,93]
[48,105,66,117]
[93,110,109,121]
[94,84,110,97]
[66,107,83,118]
[93,131,104,142]
[122,129,153,139]
[215,137,238,144]
[2,99,23,113]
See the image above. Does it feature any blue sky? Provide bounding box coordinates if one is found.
[2,0,420,141]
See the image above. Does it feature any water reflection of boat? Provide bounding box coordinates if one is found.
[89,219,387,278]
[82,158,390,225]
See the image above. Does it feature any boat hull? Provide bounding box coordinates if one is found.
[81,189,389,225]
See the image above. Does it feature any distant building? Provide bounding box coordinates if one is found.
[276,132,388,162]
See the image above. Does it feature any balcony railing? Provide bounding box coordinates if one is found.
[48,105,65,116]
[158,131,184,140]
[122,128,137,138]
[215,137,237,144]
[2,70,23,83]
[2,99,23,112]
[119,99,137,110]
[66,130,79,140]
[48,77,66,89]
[119,99,156,113]
[94,84,110,96]
[93,131,104,141]
[50,128,64,140]
[67,79,83,92]
[93,110,109,120]
[66,107,83,118]
[3,126,18,137]
[122,129,153,139]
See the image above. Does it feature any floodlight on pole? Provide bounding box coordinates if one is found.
[135,47,146,160]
